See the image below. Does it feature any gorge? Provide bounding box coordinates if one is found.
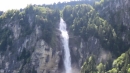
[0,0,130,73]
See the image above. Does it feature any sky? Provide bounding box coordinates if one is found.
[0,0,70,11]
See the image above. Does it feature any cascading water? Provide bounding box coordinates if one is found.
[59,18,71,73]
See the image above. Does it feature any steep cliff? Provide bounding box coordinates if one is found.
[0,5,62,73]
[62,0,130,73]
[0,0,130,73]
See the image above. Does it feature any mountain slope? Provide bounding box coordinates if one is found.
[0,0,130,73]
[62,0,130,73]
[0,5,61,73]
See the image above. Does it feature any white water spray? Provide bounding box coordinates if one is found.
[59,18,71,73]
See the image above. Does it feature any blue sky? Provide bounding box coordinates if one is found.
[0,0,70,11]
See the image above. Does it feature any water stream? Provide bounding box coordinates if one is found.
[59,18,71,73]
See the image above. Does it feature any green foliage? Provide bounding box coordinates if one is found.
[94,0,130,55]
[28,5,60,44]
[96,63,105,73]
[63,4,125,56]
[94,0,111,10]
[0,1,130,73]
[43,0,96,10]
[94,0,104,10]
[81,49,130,73]
[113,53,125,68]
[128,68,130,73]
[108,68,118,73]
[0,5,60,46]
[103,37,130,72]
[81,56,97,73]
[0,10,20,25]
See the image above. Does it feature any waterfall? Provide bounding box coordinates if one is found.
[59,18,71,73]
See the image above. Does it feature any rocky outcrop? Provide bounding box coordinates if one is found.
[31,40,60,73]
[1,0,130,73]
[69,35,112,70]
[98,0,130,54]
[100,0,130,26]
[0,13,62,73]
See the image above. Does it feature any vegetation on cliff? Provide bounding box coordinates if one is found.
[0,0,130,73]
[0,5,60,51]
[62,3,129,57]
[81,49,130,73]
[62,0,130,73]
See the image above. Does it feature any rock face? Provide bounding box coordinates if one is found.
[0,14,106,73]
[0,12,62,73]
[100,0,130,43]
[69,0,130,69]
[69,35,112,70]
[1,0,130,73]
[31,39,63,73]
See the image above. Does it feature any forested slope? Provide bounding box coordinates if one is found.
[0,0,130,73]
[62,0,130,73]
